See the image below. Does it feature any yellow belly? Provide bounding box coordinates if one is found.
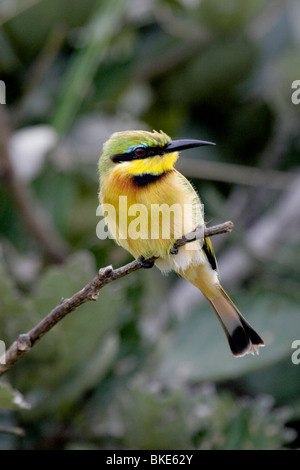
[100,169,203,265]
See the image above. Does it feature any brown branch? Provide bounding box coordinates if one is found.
[176,158,296,191]
[0,221,233,377]
[171,220,233,252]
[0,108,69,263]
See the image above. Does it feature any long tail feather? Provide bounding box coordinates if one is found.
[182,260,264,357]
[208,286,264,356]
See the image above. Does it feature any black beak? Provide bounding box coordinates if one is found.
[165,139,215,153]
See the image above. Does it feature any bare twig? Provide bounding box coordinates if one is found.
[0,109,69,263]
[172,220,233,252]
[176,157,297,191]
[0,221,233,377]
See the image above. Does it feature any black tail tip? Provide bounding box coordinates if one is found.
[229,326,264,357]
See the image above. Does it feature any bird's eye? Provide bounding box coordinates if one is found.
[134,147,146,157]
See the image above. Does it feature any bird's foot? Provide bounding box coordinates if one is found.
[169,246,179,255]
[138,256,155,269]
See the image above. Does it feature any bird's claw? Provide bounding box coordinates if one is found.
[138,256,155,269]
[170,246,179,255]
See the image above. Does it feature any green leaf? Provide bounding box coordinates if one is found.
[2,0,97,59]
[0,382,30,410]
[51,0,131,135]
[0,248,124,417]
[152,292,300,384]
[198,0,265,33]
[11,251,121,404]
[44,334,119,413]
[0,252,37,343]
[118,380,191,450]
[240,355,300,405]
[192,387,293,450]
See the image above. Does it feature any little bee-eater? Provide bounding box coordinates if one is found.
[99,130,264,356]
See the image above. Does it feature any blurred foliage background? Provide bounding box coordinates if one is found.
[0,0,300,450]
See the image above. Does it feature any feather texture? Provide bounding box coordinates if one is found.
[99,130,264,356]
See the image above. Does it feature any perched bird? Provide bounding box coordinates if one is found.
[99,130,264,356]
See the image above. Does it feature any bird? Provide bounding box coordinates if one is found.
[98,129,264,357]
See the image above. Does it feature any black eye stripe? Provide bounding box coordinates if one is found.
[111,145,166,163]
[111,153,134,163]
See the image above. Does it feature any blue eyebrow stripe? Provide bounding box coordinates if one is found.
[125,142,148,153]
